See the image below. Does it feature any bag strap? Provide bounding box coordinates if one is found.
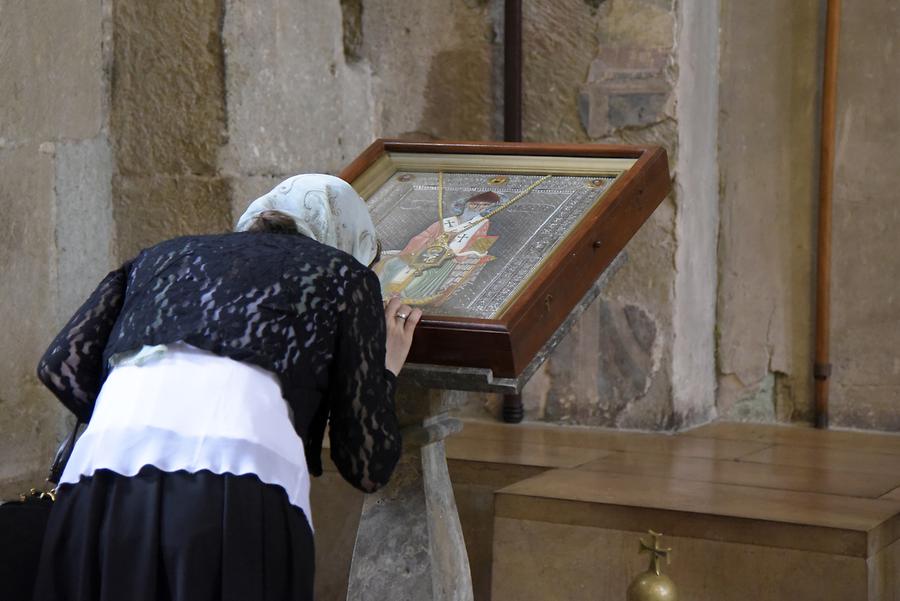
[47,420,84,485]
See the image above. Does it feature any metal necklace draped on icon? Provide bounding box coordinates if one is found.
[377,172,552,307]
[440,171,551,224]
[433,171,551,251]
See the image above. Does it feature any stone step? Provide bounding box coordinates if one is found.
[316,419,900,600]
[739,444,900,477]
[457,418,772,459]
[685,421,900,455]
[580,451,900,498]
[445,434,609,469]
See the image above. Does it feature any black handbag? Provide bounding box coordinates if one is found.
[0,420,83,601]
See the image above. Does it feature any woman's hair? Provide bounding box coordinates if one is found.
[245,210,299,235]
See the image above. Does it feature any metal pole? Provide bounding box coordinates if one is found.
[503,0,522,142]
[501,0,524,422]
[813,0,842,429]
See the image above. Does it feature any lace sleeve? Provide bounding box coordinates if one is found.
[328,268,402,493]
[36,263,130,421]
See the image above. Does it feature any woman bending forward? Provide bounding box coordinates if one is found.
[33,174,421,601]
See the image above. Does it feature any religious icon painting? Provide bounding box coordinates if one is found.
[340,140,670,377]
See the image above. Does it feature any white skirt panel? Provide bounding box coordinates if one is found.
[60,343,313,529]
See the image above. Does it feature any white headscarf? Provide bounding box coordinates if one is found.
[235,174,378,266]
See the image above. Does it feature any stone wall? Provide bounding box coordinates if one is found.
[716,1,821,423]
[223,0,720,430]
[221,0,378,211]
[2,0,898,498]
[0,1,115,499]
[829,1,900,429]
[111,0,232,261]
[453,0,720,429]
[716,0,900,431]
[515,0,685,428]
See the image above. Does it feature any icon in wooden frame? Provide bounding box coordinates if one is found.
[340,140,671,378]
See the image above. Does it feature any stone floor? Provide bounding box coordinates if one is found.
[313,419,900,600]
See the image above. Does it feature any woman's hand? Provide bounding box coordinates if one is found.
[384,297,422,376]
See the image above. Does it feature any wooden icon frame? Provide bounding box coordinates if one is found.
[340,139,671,378]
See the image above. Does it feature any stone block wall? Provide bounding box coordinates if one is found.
[0,1,115,499]
[219,0,710,431]
[716,0,900,430]
[110,0,232,260]
[829,1,900,429]
[2,0,898,497]
[716,1,821,423]
[450,0,720,430]
[221,0,377,187]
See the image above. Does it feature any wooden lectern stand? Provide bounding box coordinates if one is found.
[339,140,670,601]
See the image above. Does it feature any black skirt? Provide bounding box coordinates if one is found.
[33,466,314,601]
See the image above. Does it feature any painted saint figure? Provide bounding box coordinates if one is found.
[375,191,502,306]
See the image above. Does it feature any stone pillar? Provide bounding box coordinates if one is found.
[671,0,720,426]
[346,381,473,601]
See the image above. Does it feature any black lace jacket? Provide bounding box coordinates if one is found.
[37,232,400,493]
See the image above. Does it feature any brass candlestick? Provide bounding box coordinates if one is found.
[626,530,678,601]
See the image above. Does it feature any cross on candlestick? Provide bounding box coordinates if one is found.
[638,530,672,576]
